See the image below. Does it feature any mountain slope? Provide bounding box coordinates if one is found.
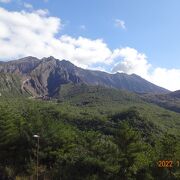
[0,73,25,98]
[169,90,180,98]
[0,56,169,98]
[58,83,142,105]
[0,57,179,180]
[142,90,180,113]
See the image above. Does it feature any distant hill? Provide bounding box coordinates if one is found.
[58,83,142,105]
[0,56,169,98]
[169,90,180,98]
[142,90,180,113]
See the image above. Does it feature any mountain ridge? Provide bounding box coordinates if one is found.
[142,90,180,113]
[0,56,170,98]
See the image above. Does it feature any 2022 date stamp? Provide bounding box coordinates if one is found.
[157,160,179,168]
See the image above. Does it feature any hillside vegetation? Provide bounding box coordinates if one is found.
[0,84,179,180]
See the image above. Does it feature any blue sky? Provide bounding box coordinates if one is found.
[1,0,180,90]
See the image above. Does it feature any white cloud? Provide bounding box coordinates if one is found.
[90,67,107,72]
[34,9,49,16]
[114,19,126,29]
[23,3,49,16]
[111,47,151,79]
[0,7,111,69]
[0,7,61,58]
[149,68,180,91]
[1,7,180,91]
[0,0,11,3]
[59,35,111,67]
[23,3,33,10]
[110,47,180,91]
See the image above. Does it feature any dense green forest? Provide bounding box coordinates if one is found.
[0,85,180,179]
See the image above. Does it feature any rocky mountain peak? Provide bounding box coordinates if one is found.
[0,56,170,98]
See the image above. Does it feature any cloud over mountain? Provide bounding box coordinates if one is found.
[0,7,180,91]
[110,47,180,91]
[0,7,111,69]
[111,47,150,79]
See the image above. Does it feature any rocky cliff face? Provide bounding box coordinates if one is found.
[0,57,40,74]
[0,56,169,98]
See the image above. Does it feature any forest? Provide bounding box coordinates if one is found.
[0,85,180,180]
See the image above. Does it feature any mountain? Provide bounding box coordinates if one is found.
[0,73,23,97]
[58,83,142,106]
[0,56,169,98]
[169,90,180,98]
[142,90,180,113]
[0,58,180,180]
